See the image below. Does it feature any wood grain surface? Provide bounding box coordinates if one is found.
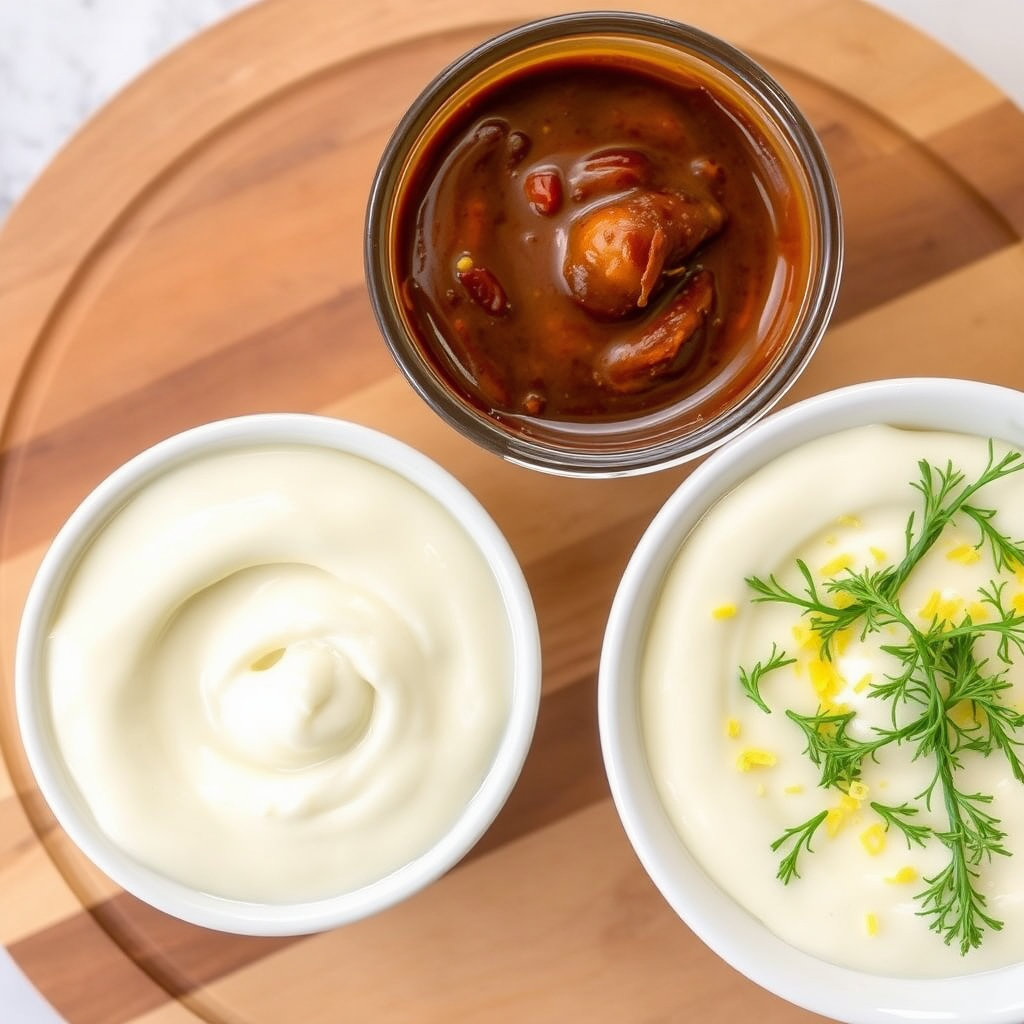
[1,0,1023,1021]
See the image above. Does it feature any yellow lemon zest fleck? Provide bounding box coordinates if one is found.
[821,553,854,577]
[808,658,833,696]
[967,601,989,622]
[885,866,918,885]
[808,658,846,709]
[792,624,817,651]
[920,590,963,625]
[737,748,777,772]
[784,784,804,794]
[725,718,741,739]
[860,823,886,856]
[455,255,474,273]
[834,628,853,656]
[865,912,879,937]
[947,543,981,565]
[949,701,987,729]
[1012,592,1024,616]
[826,805,850,837]
[854,673,872,694]
[832,591,856,610]
[848,781,869,801]
[809,658,840,697]
[712,603,737,620]
[869,546,887,564]
[825,794,861,836]
[837,514,862,529]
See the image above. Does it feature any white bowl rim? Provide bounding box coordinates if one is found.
[599,377,1024,1024]
[16,413,541,935]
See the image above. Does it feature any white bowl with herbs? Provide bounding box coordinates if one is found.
[600,378,1024,1023]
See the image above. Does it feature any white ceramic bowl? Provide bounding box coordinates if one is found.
[17,414,541,935]
[599,378,1024,1024]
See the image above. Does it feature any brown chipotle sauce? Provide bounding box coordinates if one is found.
[398,56,805,424]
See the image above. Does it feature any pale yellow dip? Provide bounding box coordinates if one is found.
[642,425,1024,976]
[47,445,511,902]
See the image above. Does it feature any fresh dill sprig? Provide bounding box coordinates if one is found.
[784,708,890,789]
[959,503,1024,574]
[738,441,1024,956]
[917,844,1004,954]
[738,642,795,713]
[869,801,933,848]
[745,560,861,658]
[919,767,1010,953]
[771,810,828,883]
[881,442,1024,598]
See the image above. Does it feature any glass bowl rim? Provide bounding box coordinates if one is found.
[364,11,844,478]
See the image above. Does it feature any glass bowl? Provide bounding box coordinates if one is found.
[365,12,843,476]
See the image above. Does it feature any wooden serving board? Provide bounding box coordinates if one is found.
[1,0,1022,1021]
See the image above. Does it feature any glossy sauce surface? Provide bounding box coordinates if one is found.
[399,58,808,426]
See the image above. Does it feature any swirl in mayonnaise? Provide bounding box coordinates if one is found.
[46,445,511,902]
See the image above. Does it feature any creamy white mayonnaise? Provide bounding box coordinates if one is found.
[46,445,511,902]
[642,425,1024,976]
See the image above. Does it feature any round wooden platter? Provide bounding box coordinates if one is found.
[1,0,1023,1021]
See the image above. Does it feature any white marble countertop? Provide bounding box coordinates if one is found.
[1,0,1023,220]
[1,0,1023,1020]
